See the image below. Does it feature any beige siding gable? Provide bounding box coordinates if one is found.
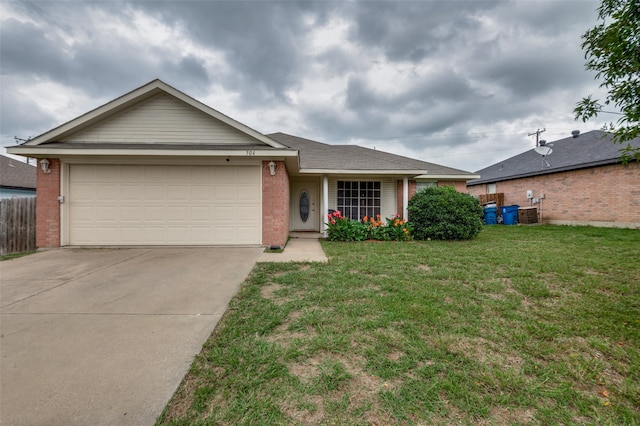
[62,93,262,145]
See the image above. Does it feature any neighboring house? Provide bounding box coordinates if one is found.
[0,155,36,199]
[467,130,640,228]
[7,79,478,248]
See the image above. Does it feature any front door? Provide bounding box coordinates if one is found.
[291,181,318,231]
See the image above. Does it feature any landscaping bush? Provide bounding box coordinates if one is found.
[407,186,483,240]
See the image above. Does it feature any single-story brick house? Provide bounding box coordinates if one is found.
[467,130,640,228]
[8,79,478,248]
[0,155,36,199]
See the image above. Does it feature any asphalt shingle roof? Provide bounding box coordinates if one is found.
[468,130,640,185]
[0,155,36,189]
[268,132,476,176]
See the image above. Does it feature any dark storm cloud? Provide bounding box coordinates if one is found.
[347,1,496,62]
[132,1,335,105]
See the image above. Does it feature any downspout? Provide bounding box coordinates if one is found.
[403,177,409,219]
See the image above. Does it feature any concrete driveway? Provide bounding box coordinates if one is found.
[0,247,262,425]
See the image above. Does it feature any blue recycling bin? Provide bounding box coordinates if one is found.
[500,205,520,225]
[483,206,497,225]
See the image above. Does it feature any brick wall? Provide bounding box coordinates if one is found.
[438,180,467,192]
[36,158,61,248]
[467,162,640,227]
[262,160,290,246]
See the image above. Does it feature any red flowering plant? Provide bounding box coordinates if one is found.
[362,214,387,240]
[326,211,412,242]
[325,211,367,241]
[384,213,412,241]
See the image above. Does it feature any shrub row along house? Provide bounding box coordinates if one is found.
[8,80,478,249]
[467,130,640,228]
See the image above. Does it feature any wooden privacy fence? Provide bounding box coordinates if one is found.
[478,193,505,208]
[0,197,36,255]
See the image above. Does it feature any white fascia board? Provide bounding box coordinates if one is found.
[414,174,481,180]
[23,80,286,149]
[6,146,298,158]
[299,169,430,175]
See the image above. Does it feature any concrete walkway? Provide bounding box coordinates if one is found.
[0,247,262,426]
[259,233,328,263]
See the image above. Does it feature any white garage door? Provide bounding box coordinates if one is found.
[69,165,261,245]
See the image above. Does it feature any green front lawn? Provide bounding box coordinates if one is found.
[158,225,639,425]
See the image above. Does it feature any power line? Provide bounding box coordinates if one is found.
[527,128,546,147]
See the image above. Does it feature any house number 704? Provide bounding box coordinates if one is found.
[246,150,255,156]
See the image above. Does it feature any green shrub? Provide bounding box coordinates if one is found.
[407,186,483,240]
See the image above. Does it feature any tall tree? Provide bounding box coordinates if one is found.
[574,0,640,162]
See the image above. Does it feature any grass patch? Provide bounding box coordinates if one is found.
[0,251,36,261]
[158,226,640,425]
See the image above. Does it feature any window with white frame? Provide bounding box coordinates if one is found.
[337,181,381,220]
[416,181,437,192]
[487,183,497,194]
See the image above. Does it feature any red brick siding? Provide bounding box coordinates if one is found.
[467,163,640,226]
[36,159,61,248]
[438,180,467,192]
[262,161,290,246]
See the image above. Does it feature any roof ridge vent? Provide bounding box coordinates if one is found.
[539,140,547,146]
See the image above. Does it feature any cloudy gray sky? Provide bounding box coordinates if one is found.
[1,0,611,172]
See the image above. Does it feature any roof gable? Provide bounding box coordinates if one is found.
[24,79,285,149]
[469,130,640,185]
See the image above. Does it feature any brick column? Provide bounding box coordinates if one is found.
[36,158,61,248]
[262,161,289,246]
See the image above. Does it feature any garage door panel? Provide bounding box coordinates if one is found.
[69,165,261,245]
[120,227,145,243]
[192,186,213,201]
[167,185,190,201]
[96,166,120,180]
[96,206,119,221]
[238,185,260,202]
[120,206,143,221]
[121,185,143,200]
[236,168,260,184]
[237,206,260,221]
[144,186,165,201]
[237,226,260,244]
[98,185,120,201]
[167,205,189,220]
[191,206,213,221]
[214,186,236,201]
[143,167,166,182]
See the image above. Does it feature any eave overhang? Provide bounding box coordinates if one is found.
[6,145,298,159]
[298,169,430,175]
[414,174,480,180]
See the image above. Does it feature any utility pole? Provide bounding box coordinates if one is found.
[528,128,546,146]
